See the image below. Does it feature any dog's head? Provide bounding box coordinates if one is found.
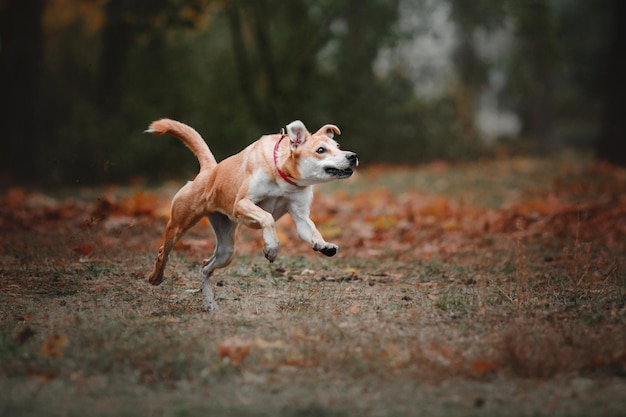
[283,120,358,186]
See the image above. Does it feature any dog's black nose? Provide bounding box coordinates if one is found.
[347,152,358,166]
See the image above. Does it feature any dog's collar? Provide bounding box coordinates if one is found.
[273,133,300,187]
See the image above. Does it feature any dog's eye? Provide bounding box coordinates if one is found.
[316,147,326,154]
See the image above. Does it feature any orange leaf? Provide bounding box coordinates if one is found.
[283,354,314,368]
[441,220,463,231]
[6,187,27,207]
[73,243,94,256]
[381,343,411,368]
[41,334,69,358]
[372,215,398,231]
[317,223,342,239]
[471,359,499,376]
[418,197,452,219]
[119,191,157,216]
[217,336,252,365]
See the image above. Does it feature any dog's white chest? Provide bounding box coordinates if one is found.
[248,171,294,199]
[248,171,308,218]
[257,196,289,218]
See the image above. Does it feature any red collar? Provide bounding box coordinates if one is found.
[273,134,300,187]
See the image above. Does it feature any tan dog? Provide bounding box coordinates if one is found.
[146,119,358,311]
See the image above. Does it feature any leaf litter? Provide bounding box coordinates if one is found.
[1,155,625,416]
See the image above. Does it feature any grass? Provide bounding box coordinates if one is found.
[1,154,626,416]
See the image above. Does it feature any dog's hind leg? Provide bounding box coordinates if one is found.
[148,197,202,286]
[201,211,237,311]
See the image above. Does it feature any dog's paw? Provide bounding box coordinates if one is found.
[148,270,164,286]
[203,298,220,312]
[314,242,338,257]
[321,246,337,257]
[264,247,278,263]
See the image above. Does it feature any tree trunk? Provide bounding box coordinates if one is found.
[250,1,280,128]
[99,0,134,113]
[597,0,626,166]
[0,0,44,181]
[515,0,555,153]
[225,0,268,128]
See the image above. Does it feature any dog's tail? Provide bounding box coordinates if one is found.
[146,119,217,172]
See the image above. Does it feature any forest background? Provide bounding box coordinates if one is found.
[1,0,625,186]
[2,2,626,415]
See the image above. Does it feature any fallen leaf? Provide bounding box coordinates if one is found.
[217,336,252,365]
[41,334,69,358]
[471,359,499,376]
[73,243,94,256]
[6,187,27,207]
[343,267,360,276]
[441,220,464,231]
[27,370,57,382]
[283,353,312,367]
[120,191,157,216]
[291,331,320,342]
[254,337,286,349]
[372,215,398,231]
[381,343,411,368]
[317,223,342,239]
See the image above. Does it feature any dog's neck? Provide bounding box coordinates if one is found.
[273,133,301,187]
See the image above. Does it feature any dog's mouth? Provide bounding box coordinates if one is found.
[325,167,354,178]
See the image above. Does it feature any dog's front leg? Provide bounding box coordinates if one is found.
[235,198,280,262]
[289,198,338,257]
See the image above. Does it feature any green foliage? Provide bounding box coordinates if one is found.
[16,0,478,183]
[1,0,621,183]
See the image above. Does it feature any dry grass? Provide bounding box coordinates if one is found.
[1,155,626,416]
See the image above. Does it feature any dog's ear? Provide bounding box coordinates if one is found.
[315,124,341,139]
[286,120,308,149]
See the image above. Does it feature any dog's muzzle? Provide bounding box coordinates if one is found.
[325,152,359,179]
[347,152,359,167]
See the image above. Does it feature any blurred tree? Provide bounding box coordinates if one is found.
[448,0,506,144]
[3,0,625,184]
[99,0,136,113]
[0,0,44,181]
[224,0,281,128]
[98,0,214,113]
[597,0,626,166]
[222,0,410,164]
[507,0,557,152]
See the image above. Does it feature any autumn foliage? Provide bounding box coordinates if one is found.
[2,158,624,262]
[2,158,623,262]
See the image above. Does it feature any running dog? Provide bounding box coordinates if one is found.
[145,119,358,311]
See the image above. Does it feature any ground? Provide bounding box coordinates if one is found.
[1,153,625,416]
